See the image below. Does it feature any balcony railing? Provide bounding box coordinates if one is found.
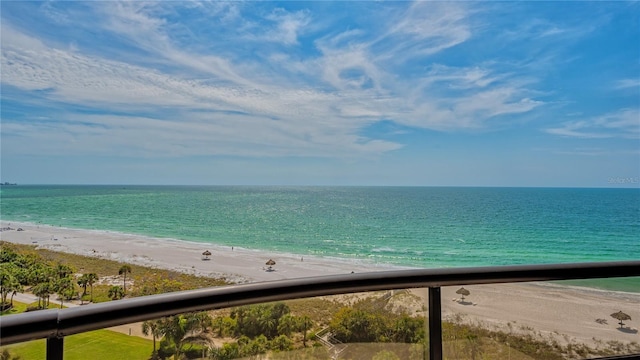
[1,261,639,360]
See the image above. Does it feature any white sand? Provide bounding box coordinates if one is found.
[0,221,403,283]
[435,284,639,348]
[2,221,639,349]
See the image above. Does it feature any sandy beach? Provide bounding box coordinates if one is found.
[1,221,638,349]
[0,221,395,283]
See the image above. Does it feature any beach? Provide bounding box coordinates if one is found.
[1,221,639,349]
[0,221,391,283]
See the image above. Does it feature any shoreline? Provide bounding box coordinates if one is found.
[0,221,407,283]
[1,220,639,348]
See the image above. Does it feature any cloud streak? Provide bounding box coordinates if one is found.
[546,109,640,139]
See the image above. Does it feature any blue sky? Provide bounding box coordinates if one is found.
[1,1,638,187]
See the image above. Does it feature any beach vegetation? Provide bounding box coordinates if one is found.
[327,295,426,344]
[54,263,74,279]
[0,242,230,306]
[142,319,164,358]
[0,348,22,360]
[152,312,212,360]
[30,281,53,308]
[53,276,76,308]
[372,349,401,360]
[271,334,294,351]
[230,303,295,339]
[285,297,339,327]
[133,273,184,296]
[107,285,125,300]
[0,264,22,309]
[118,264,132,294]
[76,272,98,304]
[441,315,640,359]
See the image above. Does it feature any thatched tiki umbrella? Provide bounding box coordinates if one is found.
[266,259,276,271]
[610,311,631,328]
[202,250,212,260]
[456,287,471,301]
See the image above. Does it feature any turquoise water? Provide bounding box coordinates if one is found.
[1,185,638,290]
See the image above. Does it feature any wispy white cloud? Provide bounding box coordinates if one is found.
[384,2,471,58]
[263,8,311,45]
[546,109,640,139]
[615,78,640,90]
[536,146,640,157]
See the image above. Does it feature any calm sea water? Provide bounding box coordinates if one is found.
[1,185,638,291]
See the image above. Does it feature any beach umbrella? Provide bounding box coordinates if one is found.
[610,311,631,328]
[266,259,276,266]
[202,250,212,260]
[456,287,470,301]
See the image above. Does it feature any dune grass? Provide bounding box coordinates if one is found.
[1,241,230,301]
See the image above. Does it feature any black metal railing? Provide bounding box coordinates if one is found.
[2,261,640,360]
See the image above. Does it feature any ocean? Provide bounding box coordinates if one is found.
[1,185,638,291]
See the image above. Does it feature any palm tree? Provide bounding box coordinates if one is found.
[55,263,74,279]
[297,315,312,347]
[32,281,53,308]
[0,270,17,307]
[87,273,98,303]
[259,313,278,339]
[27,264,50,287]
[276,313,297,337]
[9,282,23,308]
[118,265,132,294]
[108,285,125,300]
[77,274,89,304]
[142,319,165,358]
[0,276,22,309]
[55,276,75,308]
[160,312,212,359]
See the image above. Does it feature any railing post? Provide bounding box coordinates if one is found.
[428,286,442,360]
[46,336,63,360]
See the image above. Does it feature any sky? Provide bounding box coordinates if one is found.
[1,1,639,187]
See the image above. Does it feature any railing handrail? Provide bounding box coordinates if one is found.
[1,261,639,346]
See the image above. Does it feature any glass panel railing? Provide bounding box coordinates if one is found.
[442,280,640,359]
[2,263,639,360]
[204,292,429,360]
[12,290,428,360]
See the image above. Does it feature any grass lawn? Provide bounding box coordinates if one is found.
[2,329,153,360]
[0,301,28,315]
[1,300,62,316]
